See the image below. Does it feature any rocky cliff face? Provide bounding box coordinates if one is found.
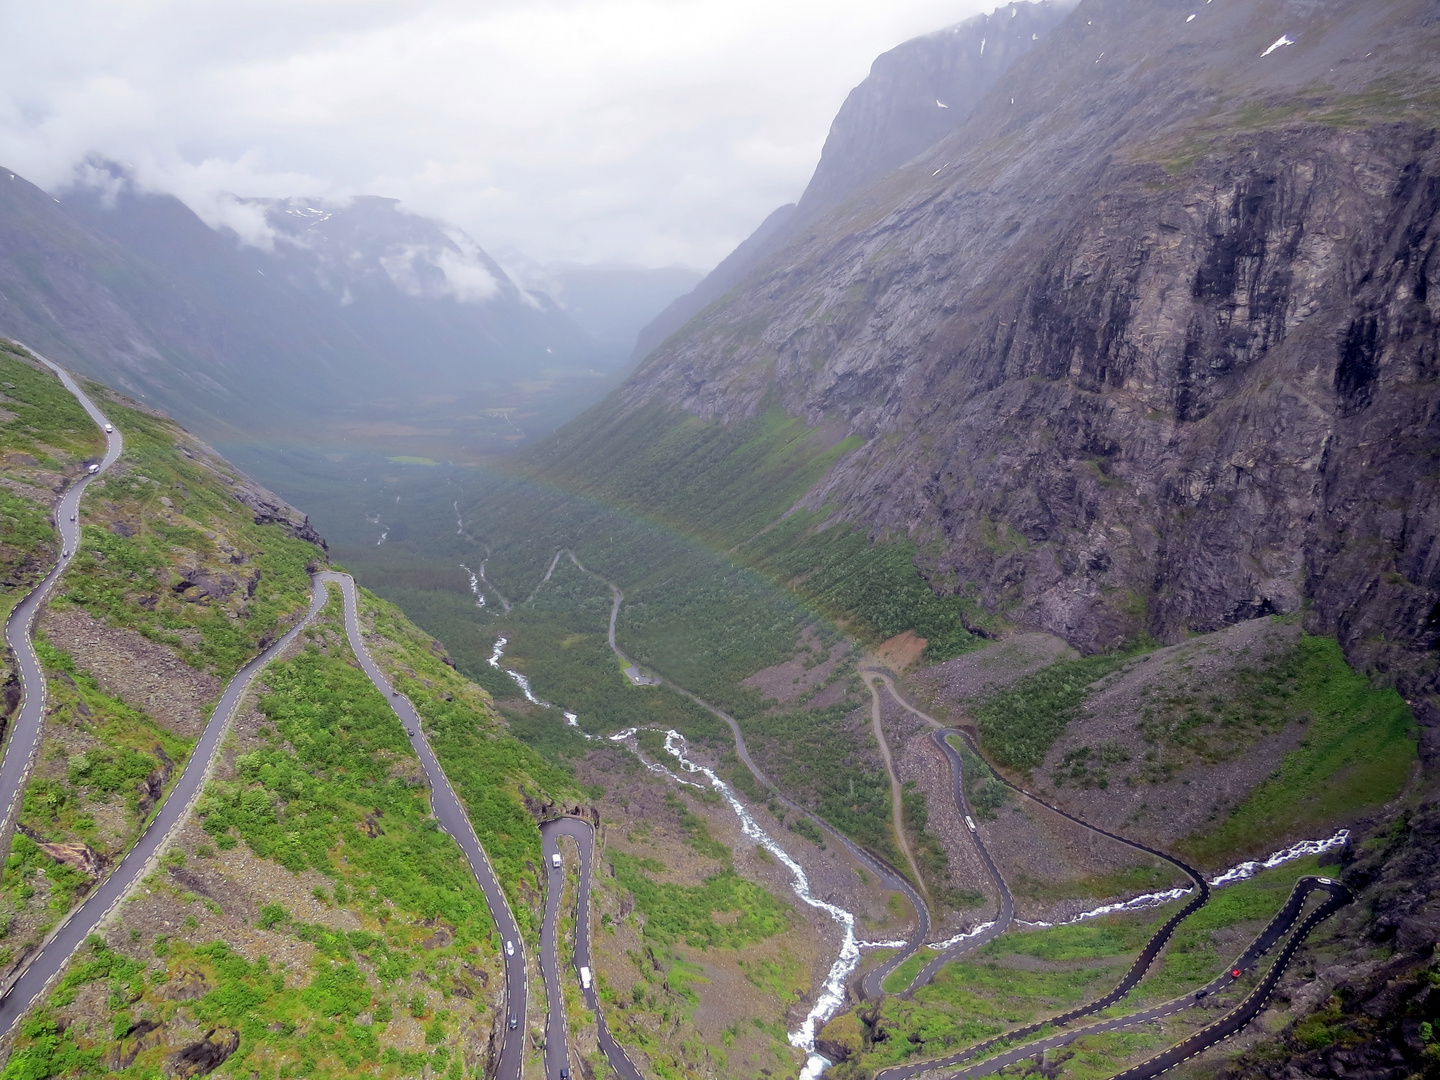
[612,0,1440,731]
[630,0,1068,362]
[797,0,1071,215]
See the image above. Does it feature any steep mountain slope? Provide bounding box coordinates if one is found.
[0,167,600,445]
[0,343,582,1079]
[557,0,1440,738]
[631,0,1071,362]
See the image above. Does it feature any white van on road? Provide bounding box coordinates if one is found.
[551,852,562,869]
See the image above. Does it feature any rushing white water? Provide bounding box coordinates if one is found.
[459,564,487,608]
[508,670,548,706]
[928,919,998,951]
[454,501,464,535]
[556,715,883,1074]
[605,729,705,789]
[654,730,861,1079]
[1209,829,1350,887]
[486,635,551,706]
[376,527,388,546]
[1016,829,1351,928]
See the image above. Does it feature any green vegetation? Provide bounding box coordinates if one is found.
[742,705,895,861]
[738,510,986,663]
[1180,636,1415,863]
[828,855,1340,1079]
[5,596,508,1080]
[951,736,1009,821]
[1010,863,1185,904]
[358,589,582,934]
[1138,855,1324,1001]
[667,792,729,861]
[1129,632,1310,779]
[974,653,1138,770]
[881,952,930,994]
[528,402,861,551]
[610,852,788,949]
[376,402,985,727]
[0,342,103,463]
[58,395,321,679]
[199,635,496,930]
[0,634,194,959]
[902,780,958,902]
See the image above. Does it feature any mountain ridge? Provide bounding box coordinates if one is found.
[629,0,1072,364]
[576,0,1440,745]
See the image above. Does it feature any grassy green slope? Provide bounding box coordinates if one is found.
[0,349,583,1079]
[358,588,584,932]
[61,396,321,679]
[0,350,328,956]
[824,855,1348,1080]
[467,401,984,706]
[4,594,515,1080]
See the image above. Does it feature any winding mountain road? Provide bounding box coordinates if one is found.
[540,816,645,1080]
[0,353,122,845]
[0,584,329,1036]
[0,356,341,1045]
[508,551,1354,1079]
[1108,877,1351,1080]
[899,875,1350,1080]
[320,572,531,1080]
[899,729,1015,995]
[0,432,536,1080]
[865,676,930,909]
[862,674,1352,1080]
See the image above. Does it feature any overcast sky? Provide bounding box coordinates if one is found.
[0,0,994,270]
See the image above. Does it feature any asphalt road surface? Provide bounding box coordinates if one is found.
[0,352,122,844]
[1109,877,1351,1080]
[862,674,1351,1080]
[540,816,645,1080]
[873,727,1209,1080]
[320,572,531,1080]
[897,729,1016,996]
[930,876,1352,1080]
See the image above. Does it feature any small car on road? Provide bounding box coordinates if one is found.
[505,940,515,957]
[508,1014,518,1030]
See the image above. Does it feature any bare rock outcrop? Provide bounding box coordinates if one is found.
[164,1027,239,1078]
